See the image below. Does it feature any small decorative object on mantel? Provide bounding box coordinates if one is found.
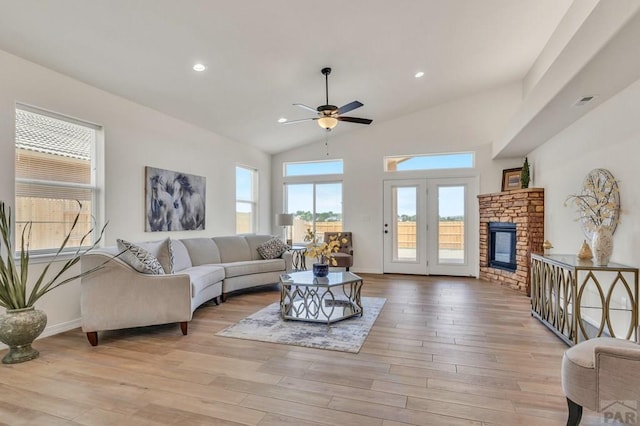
[501,167,523,191]
[543,240,553,255]
[520,157,530,189]
[305,231,347,277]
[565,168,620,266]
[577,240,593,261]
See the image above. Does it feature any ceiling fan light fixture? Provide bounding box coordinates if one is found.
[317,116,338,130]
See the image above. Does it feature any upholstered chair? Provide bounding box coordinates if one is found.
[561,330,640,425]
[324,231,353,271]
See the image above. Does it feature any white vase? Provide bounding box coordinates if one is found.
[592,226,613,266]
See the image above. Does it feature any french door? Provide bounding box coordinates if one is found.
[382,177,478,276]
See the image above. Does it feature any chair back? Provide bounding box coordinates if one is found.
[324,231,352,254]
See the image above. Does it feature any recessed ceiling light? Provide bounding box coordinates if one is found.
[278,117,287,123]
[414,71,425,78]
[193,63,206,72]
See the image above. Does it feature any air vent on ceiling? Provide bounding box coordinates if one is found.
[573,95,598,107]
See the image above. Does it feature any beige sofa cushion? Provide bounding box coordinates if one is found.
[171,239,193,272]
[221,259,285,278]
[212,236,252,263]
[181,237,222,265]
[244,234,280,260]
[179,265,225,296]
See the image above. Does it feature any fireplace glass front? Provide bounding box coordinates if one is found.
[489,222,517,272]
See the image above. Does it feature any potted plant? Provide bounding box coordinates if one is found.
[0,201,107,364]
[520,157,530,189]
[305,232,347,277]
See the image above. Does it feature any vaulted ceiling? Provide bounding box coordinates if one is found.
[0,1,574,154]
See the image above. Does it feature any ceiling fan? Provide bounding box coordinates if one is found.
[284,67,373,130]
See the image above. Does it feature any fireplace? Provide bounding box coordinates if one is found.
[488,222,516,272]
[478,188,544,293]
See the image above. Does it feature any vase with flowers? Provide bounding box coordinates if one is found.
[565,169,620,266]
[305,230,347,277]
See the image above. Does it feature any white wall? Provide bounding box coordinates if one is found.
[527,76,640,266]
[0,49,272,343]
[272,83,524,274]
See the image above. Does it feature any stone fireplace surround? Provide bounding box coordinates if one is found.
[478,188,544,294]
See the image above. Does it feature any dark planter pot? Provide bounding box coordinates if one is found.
[312,263,329,277]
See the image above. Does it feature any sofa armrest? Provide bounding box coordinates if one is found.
[595,345,640,408]
[80,253,192,333]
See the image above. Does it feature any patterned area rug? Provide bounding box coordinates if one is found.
[216,297,386,353]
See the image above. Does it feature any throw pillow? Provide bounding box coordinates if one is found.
[257,238,289,260]
[116,239,165,275]
[139,237,174,274]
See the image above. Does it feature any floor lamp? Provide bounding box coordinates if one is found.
[275,213,293,246]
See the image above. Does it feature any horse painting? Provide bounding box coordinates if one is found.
[145,167,206,232]
[148,175,172,231]
[171,174,206,230]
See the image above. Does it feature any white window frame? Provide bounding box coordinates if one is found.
[384,152,475,172]
[14,103,104,258]
[283,160,344,241]
[235,165,258,234]
[283,159,344,177]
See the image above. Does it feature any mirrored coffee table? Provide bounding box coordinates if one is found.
[280,271,363,324]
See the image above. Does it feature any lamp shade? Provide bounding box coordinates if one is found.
[275,213,294,226]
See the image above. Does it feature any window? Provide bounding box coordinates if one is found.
[385,152,474,172]
[284,159,343,176]
[285,182,342,243]
[236,165,257,233]
[14,106,101,254]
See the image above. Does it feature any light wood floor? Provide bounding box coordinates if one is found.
[0,274,604,425]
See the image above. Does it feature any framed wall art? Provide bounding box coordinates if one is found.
[145,166,206,232]
[501,167,522,191]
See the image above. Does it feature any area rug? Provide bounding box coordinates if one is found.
[216,297,386,353]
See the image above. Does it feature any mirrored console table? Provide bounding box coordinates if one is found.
[530,254,638,346]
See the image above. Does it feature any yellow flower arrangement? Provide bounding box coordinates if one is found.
[305,232,348,266]
[303,228,317,243]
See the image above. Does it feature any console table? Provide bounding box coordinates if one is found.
[530,254,638,346]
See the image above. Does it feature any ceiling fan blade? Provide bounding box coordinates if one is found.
[338,116,373,125]
[337,100,363,115]
[293,103,318,113]
[281,117,318,125]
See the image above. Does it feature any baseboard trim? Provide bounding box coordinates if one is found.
[0,317,81,351]
[351,268,383,274]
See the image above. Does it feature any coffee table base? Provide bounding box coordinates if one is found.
[280,278,363,324]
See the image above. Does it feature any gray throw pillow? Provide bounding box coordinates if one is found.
[117,239,165,275]
[257,238,288,260]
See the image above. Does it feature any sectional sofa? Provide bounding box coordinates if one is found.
[80,234,292,346]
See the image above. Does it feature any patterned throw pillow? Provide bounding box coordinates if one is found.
[257,238,289,260]
[139,238,174,274]
[116,239,165,275]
